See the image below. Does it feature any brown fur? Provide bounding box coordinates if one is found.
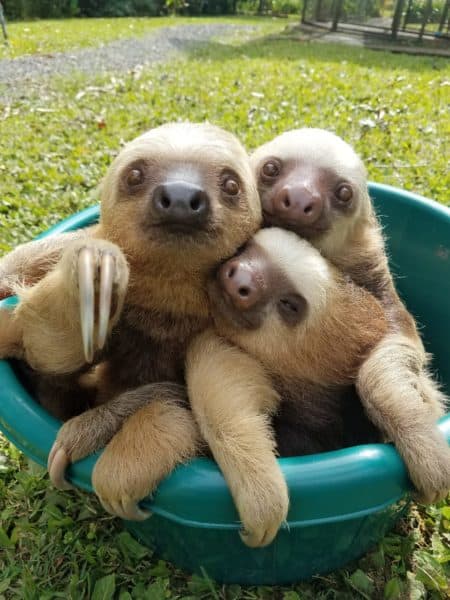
[187,228,387,546]
[0,123,265,525]
[250,128,450,502]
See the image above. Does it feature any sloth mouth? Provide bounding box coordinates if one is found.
[146,221,217,242]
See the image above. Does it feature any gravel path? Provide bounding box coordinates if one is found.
[0,24,253,98]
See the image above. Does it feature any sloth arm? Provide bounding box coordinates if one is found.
[47,382,201,524]
[1,234,128,375]
[356,331,450,504]
[186,329,288,548]
[0,226,100,300]
[351,268,450,502]
[91,384,201,521]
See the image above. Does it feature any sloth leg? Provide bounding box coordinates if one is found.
[0,307,23,359]
[356,333,450,504]
[92,386,201,521]
[186,329,288,548]
[0,228,97,300]
[10,237,128,374]
[47,382,188,494]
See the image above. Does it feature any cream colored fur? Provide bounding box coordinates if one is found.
[93,397,201,521]
[186,329,288,548]
[357,333,450,502]
[251,128,450,503]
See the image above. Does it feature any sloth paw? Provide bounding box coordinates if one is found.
[61,238,129,363]
[407,437,450,504]
[236,477,289,548]
[92,443,152,521]
[48,409,108,490]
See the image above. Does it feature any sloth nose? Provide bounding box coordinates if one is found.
[152,182,210,226]
[272,185,323,225]
[219,259,262,310]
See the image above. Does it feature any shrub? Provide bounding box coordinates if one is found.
[3,0,78,20]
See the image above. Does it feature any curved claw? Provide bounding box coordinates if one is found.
[240,522,280,548]
[98,495,151,521]
[78,248,95,364]
[98,253,114,351]
[48,445,73,491]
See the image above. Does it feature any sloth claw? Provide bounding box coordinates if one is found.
[78,249,95,364]
[98,495,151,521]
[98,253,114,350]
[77,247,123,363]
[47,445,73,491]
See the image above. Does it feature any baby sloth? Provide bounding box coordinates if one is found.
[249,128,450,503]
[186,227,388,546]
[0,122,267,522]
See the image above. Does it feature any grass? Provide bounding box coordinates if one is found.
[0,16,450,599]
[0,16,290,59]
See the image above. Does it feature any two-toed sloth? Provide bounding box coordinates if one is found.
[247,128,450,503]
[0,122,265,521]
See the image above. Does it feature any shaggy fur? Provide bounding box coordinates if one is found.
[187,228,387,545]
[0,123,264,523]
[250,128,450,503]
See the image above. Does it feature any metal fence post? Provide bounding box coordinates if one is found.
[0,1,8,42]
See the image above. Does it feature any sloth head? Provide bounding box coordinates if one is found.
[100,123,261,270]
[250,128,372,257]
[208,227,333,374]
[208,227,387,383]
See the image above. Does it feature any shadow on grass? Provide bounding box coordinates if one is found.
[179,33,449,73]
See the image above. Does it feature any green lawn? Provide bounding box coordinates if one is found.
[0,16,288,59]
[0,17,449,600]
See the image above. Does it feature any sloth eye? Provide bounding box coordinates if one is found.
[277,294,306,325]
[222,176,240,196]
[126,168,145,187]
[261,160,280,179]
[335,183,353,203]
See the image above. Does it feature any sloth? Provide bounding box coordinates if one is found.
[0,122,277,528]
[186,227,388,546]
[248,128,450,503]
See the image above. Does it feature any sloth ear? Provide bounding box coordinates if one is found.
[277,293,307,326]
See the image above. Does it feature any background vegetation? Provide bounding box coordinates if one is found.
[0,15,449,600]
[1,0,303,20]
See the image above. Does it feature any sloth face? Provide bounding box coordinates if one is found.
[208,240,306,331]
[208,228,331,337]
[100,123,261,265]
[250,129,370,248]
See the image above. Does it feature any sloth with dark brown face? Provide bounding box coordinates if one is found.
[186,227,387,546]
[249,128,450,504]
[0,122,268,522]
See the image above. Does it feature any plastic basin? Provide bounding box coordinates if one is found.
[0,182,449,584]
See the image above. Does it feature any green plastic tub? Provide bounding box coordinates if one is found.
[0,183,449,584]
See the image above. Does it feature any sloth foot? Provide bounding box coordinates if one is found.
[406,435,450,504]
[64,239,129,363]
[48,408,110,490]
[92,443,152,521]
[236,477,289,548]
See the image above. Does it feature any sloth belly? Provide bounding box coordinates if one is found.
[272,379,380,457]
[105,304,210,392]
